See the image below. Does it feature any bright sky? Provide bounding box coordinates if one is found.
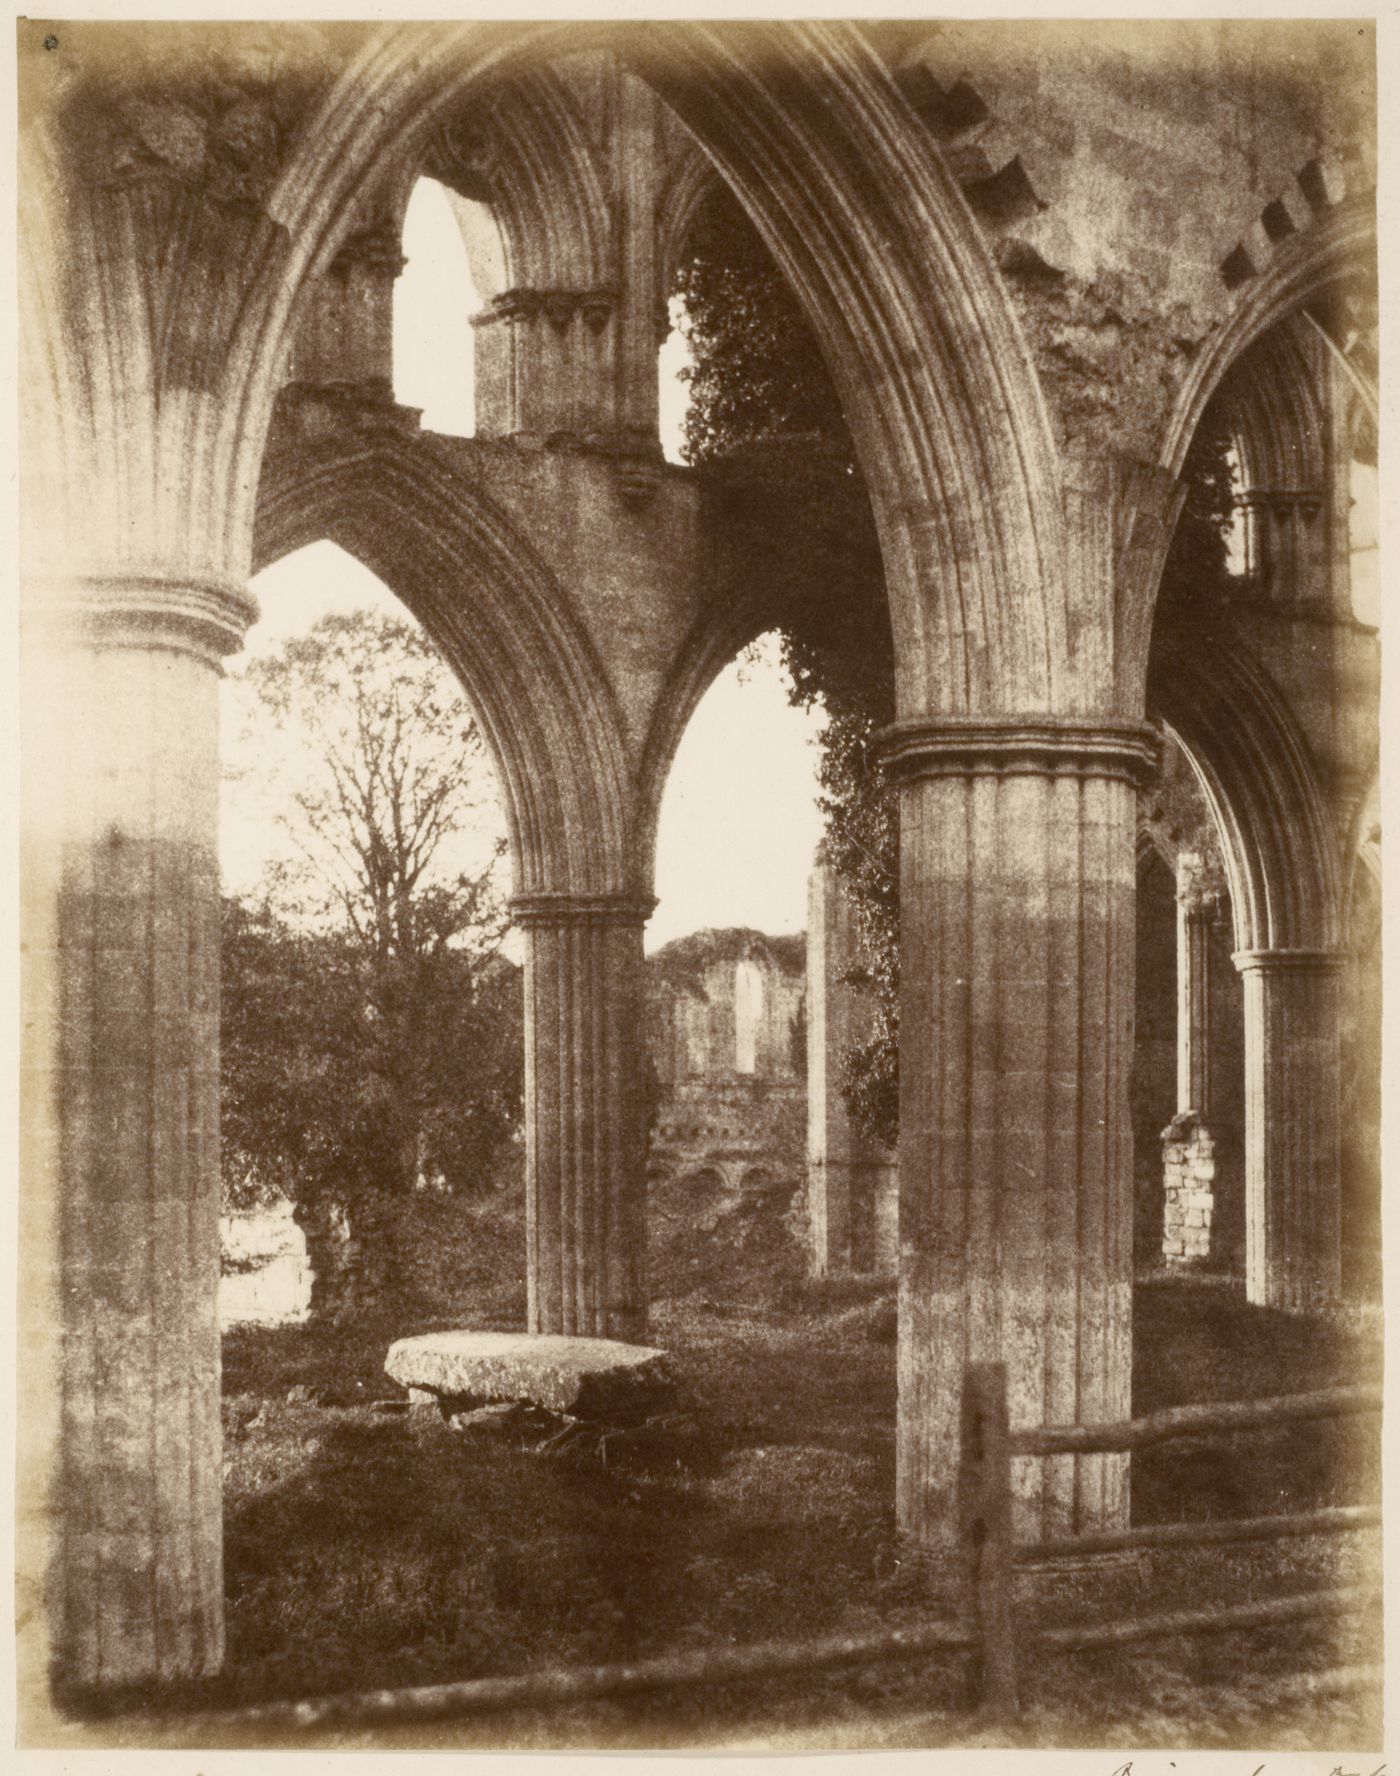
[222,178,826,953]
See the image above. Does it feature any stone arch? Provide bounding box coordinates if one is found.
[1215,316,1328,495]
[1149,626,1340,953]
[253,428,634,897]
[1159,204,1375,483]
[1109,207,1377,707]
[426,64,611,293]
[251,21,1069,717]
[656,137,722,299]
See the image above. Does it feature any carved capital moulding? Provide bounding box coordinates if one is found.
[1239,489,1326,524]
[509,892,658,930]
[21,571,259,666]
[876,715,1160,788]
[329,223,407,277]
[472,287,616,332]
[1231,947,1347,978]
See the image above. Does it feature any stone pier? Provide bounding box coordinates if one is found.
[1163,856,1224,1262]
[1235,949,1344,1311]
[22,576,253,1688]
[885,718,1156,1547]
[1162,1112,1216,1261]
[513,893,655,1342]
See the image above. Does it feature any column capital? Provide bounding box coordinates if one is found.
[1232,947,1347,978]
[471,288,617,332]
[510,891,657,930]
[877,715,1159,788]
[21,572,258,666]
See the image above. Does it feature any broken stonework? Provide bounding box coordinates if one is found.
[1162,1111,1216,1263]
[385,1331,677,1423]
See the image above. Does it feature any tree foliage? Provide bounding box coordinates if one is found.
[221,608,521,1319]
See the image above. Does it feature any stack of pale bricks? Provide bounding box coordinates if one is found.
[1162,1110,1215,1261]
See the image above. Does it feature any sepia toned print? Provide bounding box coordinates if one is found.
[15,15,1382,1754]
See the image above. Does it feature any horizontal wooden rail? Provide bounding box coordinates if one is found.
[1011,1384,1382,1458]
[1036,1585,1379,1655]
[1018,1502,1380,1563]
[192,1617,976,1735]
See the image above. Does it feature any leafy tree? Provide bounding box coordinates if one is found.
[220,609,520,1322]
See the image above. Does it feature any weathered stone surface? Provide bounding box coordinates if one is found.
[385,1331,676,1423]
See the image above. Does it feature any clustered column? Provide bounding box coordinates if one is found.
[22,575,254,1689]
[1161,858,1224,1263]
[882,718,1157,1547]
[511,892,656,1343]
[1234,949,1344,1311]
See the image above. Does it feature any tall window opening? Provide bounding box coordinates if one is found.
[734,957,764,1074]
[393,177,498,436]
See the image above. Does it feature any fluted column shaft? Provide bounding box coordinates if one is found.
[884,719,1156,1547]
[1234,950,1344,1311]
[1177,879,1222,1118]
[513,893,655,1342]
[22,576,254,1691]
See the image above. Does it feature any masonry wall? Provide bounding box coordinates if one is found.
[646,929,806,1197]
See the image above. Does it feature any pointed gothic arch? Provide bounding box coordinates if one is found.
[254,426,635,898]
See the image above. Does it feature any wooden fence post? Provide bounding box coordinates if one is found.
[960,1362,1019,1717]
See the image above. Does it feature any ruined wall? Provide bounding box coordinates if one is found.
[883,19,1375,457]
[646,929,806,1196]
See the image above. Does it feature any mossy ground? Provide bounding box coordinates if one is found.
[83,1182,1382,1750]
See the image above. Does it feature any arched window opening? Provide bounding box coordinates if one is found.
[1223,439,1251,578]
[394,177,495,436]
[652,633,825,950]
[659,293,695,465]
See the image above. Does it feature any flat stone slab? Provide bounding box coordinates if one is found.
[385,1331,676,1423]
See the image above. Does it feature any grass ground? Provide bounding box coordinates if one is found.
[101,1183,1383,1750]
